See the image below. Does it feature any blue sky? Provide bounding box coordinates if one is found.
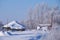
[0,0,60,24]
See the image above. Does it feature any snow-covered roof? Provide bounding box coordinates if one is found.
[3,21,25,29]
[39,24,51,27]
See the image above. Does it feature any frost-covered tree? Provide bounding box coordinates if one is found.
[41,6,60,40]
[27,7,37,29]
[0,21,3,31]
[23,3,60,30]
[33,3,52,24]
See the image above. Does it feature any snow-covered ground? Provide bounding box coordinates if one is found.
[41,23,60,40]
[0,31,5,36]
[0,26,60,40]
[0,23,60,40]
[0,30,48,40]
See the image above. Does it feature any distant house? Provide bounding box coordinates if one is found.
[3,21,25,31]
[37,24,51,31]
